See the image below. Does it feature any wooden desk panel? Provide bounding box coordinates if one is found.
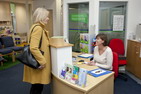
[52,74,113,94]
[52,52,114,94]
[126,40,141,79]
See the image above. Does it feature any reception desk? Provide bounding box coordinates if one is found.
[51,52,114,94]
[50,38,73,77]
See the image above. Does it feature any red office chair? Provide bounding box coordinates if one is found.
[112,52,119,79]
[109,39,127,81]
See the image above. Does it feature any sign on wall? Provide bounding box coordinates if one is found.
[113,15,124,31]
[70,14,88,23]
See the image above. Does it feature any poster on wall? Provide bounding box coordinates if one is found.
[113,15,124,31]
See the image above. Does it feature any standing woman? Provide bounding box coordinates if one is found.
[88,33,113,70]
[23,8,51,94]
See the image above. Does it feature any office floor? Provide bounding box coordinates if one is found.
[126,71,141,85]
[114,74,141,94]
[0,64,141,94]
[0,64,51,94]
[118,66,141,85]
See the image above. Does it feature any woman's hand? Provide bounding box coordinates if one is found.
[38,65,45,69]
[87,61,95,66]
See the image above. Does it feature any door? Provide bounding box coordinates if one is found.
[68,3,89,52]
[64,0,91,52]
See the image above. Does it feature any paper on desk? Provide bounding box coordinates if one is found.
[76,62,83,65]
[78,54,93,58]
[91,69,106,75]
[84,62,88,64]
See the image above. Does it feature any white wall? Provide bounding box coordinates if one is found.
[0,2,11,21]
[15,3,27,33]
[33,0,62,36]
[127,0,141,39]
[55,0,62,36]
[33,0,54,10]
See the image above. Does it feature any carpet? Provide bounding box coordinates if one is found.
[114,75,141,94]
[0,56,20,71]
[0,64,51,94]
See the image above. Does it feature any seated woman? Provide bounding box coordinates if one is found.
[88,33,113,70]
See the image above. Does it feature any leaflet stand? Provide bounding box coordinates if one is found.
[50,38,73,77]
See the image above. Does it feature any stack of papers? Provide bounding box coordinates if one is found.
[78,54,93,58]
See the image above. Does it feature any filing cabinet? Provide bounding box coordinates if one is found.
[126,40,141,79]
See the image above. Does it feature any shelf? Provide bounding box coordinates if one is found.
[0,21,11,27]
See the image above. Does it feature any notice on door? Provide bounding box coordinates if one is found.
[113,15,124,31]
[70,14,88,23]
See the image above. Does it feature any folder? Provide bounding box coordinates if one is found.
[87,68,112,77]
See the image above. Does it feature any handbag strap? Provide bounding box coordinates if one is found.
[29,25,43,49]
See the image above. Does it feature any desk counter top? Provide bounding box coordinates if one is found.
[53,66,114,93]
[52,52,114,93]
[50,38,73,48]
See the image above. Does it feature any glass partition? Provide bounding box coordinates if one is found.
[68,3,89,52]
[99,2,127,42]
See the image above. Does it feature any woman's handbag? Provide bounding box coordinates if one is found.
[16,25,43,69]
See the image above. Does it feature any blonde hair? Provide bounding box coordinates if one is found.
[33,7,49,23]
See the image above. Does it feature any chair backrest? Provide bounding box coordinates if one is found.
[0,41,3,49]
[109,39,125,55]
[0,36,14,48]
[112,52,119,78]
